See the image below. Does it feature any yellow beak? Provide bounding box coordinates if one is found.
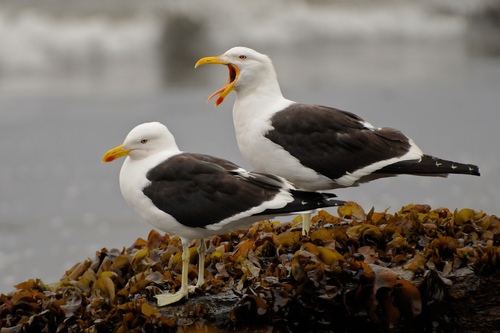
[102,144,132,163]
[195,56,240,106]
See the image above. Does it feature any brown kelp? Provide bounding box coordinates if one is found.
[1,202,499,332]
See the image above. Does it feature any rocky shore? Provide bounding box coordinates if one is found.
[1,202,499,332]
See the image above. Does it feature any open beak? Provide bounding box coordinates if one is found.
[195,56,240,106]
[102,144,132,163]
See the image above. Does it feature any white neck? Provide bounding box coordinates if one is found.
[231,75,295,175]
[233,74,293,123]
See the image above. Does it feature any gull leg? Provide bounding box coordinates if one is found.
[302,212,312,236]
[194,238,206,289]
[155,241,190,306]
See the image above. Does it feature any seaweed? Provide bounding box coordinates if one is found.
[1,202,499,332]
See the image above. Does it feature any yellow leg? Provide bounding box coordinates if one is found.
[195,238,206,289]
[155,241,190,306]
[302,212,312,236]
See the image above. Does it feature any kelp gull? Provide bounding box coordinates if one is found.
[102,122,345,305]
[195,46,480,234]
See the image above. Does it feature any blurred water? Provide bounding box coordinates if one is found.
[0,0,499,293]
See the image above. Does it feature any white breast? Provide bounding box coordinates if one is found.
[232,96,336,191]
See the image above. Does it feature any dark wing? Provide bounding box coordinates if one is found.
[143,153,281,228]
[265,103,413,180]
[231,171,346,215]
[254,190,346,216]
[376,154,480,176]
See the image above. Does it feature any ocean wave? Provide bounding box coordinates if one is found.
[0,0,484,89]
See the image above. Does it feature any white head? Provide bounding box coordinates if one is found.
[102,122,179,162]
[195,46,281,106]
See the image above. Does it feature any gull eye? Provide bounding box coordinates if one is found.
[239,55,247,60]
[140,139,148,144]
